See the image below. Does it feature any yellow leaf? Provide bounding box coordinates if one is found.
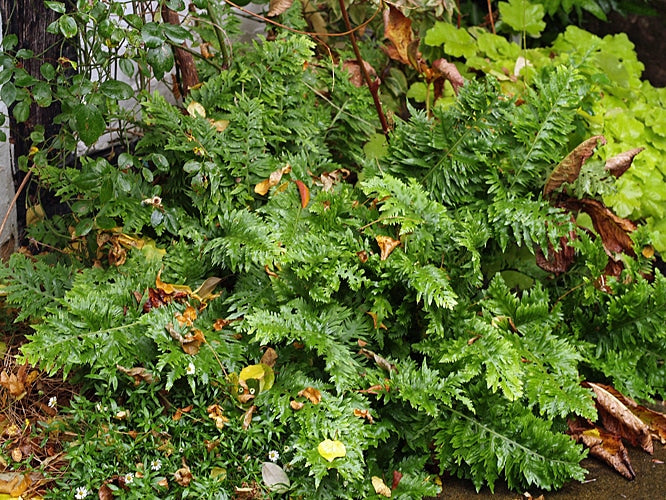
[186,101,206,118]
[317,439,346,462]
[376,235,401,261]
[209,119,229,132]
[298,386,322,404]
[254,164,292,195]
[372,476,392,497]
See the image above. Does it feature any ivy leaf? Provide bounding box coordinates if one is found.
[58,15,78,38]
[32,81,53,107]
[146,46,174,80]
[74,103,106,146]
[267,0,293,17]
[605,147,644,178]
[498,0,546,37]
[544,135,606,198]
[141,22,165,49]
[100,79,134,100]
[317,439,346,462]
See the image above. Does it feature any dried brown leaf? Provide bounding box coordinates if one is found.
[174,458,193,486]
[568,418,635,480]
[260,347,278,368]
[535,230,577,274]
[563,199,636,257]
[242,405,257,430]
[359,348,397,373]
[353,408,374,423]
[585,382,653,453]
[295,180,310,208]
[117,365,155,385]
[290,400,305,411]
[343,60,378,88]
[383,4,415,67]
[267,0,293,17]
[376,235,401,261]
[298,386,322,404]
[432,58,464,96]
[255,164,292,196]
[544,136,606,197]
[605,147,644,178]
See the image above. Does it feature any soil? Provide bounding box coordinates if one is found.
[436,441,666,500]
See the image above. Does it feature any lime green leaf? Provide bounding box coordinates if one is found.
[424,22,476,59]
[499,0,545,37]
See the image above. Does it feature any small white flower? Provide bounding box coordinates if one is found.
[186,362,195,375]
[124,472,134,484]
[75,486,89,499]
[151,459,162,471]
[268,450,280,462]
[48,396,57,409]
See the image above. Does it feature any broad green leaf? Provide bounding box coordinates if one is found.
[162,24,192,44]
[499,0,546,37]
[40,62,56,81]
[1,34,17,51]
[74,218,94,236]
[151,153,170,171]
[12,99,31,123]
[16,49,34,59]
[100,79,134,100]
[1,82,17,106]
[119,58,135,78]
[33,81,53,107]
[74,104,106,146]
[58,15,78,38]
[146,46,174,80]
[44,1,66,13]
[141,22,164,49]
[166,0,186,9]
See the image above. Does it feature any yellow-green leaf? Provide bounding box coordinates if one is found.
[317,439,346,462]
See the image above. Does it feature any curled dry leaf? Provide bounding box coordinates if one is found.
[207,404,229,429]
[353,408,374,423]
[568,417,635,479]
[342,60,379,88]
[535,229,577,275]
[0,364,28,399]
[605,147,644,178]
[391,470,403,490]
[267,0,293,17]
[290,400,305,411]
[116,365,155,385]
[313,168,350,192]
[209,118,229,132]
[175,304,198,327]
[242,404,257,430]
[255,164,292,195]
[295,179,310,208]
[543,136,606,198]
[383,4,414,66]
[366,311,387,330]
[193,276,222,302]
[298,386,322,404]
[260,347,278,368]
[186,101,206,118]
[432,58,464,95]
[584,382,653,453]
[317,439,346,462]
[174,458,193,486]
[359,348,398,373]
[376,235,401,261]
[181,329,206,356]
[372,476,392,497]
[172,404,193,421]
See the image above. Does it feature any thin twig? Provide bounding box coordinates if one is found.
[486,0,496,34]
[0,169,31,241]
[337,0,390,140]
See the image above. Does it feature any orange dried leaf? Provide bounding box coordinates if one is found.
[376,235,401,260]
[295,180,310,208]
[242,405,257,430]
[290,400,305,411]
[383,5,415,66]
[181,329,206,355]
[255,165,292,195]
[117,365,156,385]
[175,304,198,327]
[544,136,606,197]
[353,408,375,423]
[174,458,193,486]
[298,387,322,404]
[173,404,193,421]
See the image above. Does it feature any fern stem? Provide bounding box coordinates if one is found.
[337,0,390,141]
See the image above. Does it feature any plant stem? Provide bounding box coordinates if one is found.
[337,0,390,141]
